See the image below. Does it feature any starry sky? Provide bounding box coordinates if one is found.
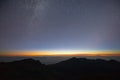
[0,0,120,52]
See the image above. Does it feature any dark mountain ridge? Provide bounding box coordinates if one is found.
[0,57,120,80]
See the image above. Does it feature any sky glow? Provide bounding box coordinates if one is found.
[0,0,120,56]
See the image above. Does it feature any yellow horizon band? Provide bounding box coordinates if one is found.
[0,50,120,57]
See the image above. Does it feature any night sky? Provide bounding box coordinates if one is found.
[0,0,120,52]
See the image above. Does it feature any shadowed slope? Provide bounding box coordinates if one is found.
[0,58,120,80]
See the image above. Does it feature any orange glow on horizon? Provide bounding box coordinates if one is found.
[0,50,120,57]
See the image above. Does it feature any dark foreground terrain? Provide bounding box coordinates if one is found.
[0,57,120,80]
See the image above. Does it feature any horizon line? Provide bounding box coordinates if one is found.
[0,50,120,57]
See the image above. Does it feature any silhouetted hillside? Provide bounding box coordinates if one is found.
[0,58,55,80]
[0,58,120,80]
[50,57,120,80]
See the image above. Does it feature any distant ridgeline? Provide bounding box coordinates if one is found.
[0,58,120,80]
